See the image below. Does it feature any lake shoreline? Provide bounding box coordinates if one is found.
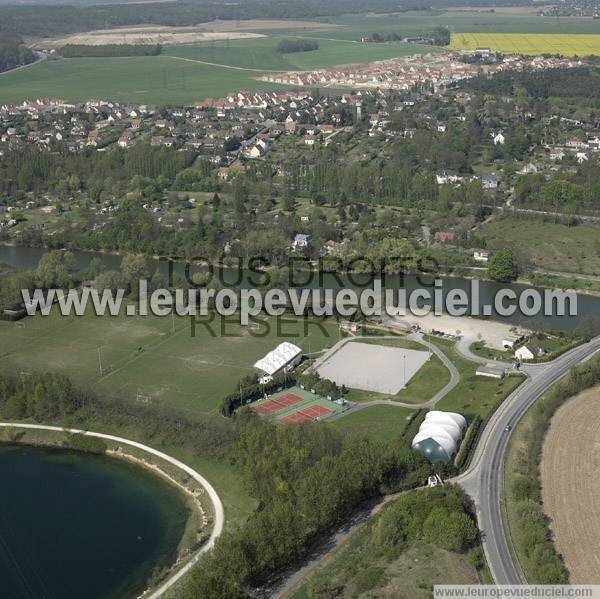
[0,427,209,598]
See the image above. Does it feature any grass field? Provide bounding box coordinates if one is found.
[429,337,523,421]
[479,216,600,276]
[450,32,600,56]
[0,306,339,415]
[330,404,416,442]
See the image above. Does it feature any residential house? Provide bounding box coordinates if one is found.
[492,132,505,145]
[482,173,499,190]
[293,233,310,248]
[515,339,545,361]
[473,249,489,262]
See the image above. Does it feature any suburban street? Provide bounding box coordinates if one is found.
[454,336,600,584]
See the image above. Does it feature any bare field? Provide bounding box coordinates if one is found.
[540,386,600,583]
[32,19,336,50]
[32,27,266,49]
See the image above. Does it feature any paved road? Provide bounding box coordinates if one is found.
[454,336,600,584]
[0,422,224,598]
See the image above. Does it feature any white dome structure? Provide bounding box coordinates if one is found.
[411,411,467,464]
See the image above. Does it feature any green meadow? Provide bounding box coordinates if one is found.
[0,307,340,415]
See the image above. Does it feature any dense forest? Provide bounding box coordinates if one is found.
[466,66,600,100]
[0,0,532,38]
[0,32,35,73]
[58,43,162,58]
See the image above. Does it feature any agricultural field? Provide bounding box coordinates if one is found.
[0,56,283,106]
[450,32,600,56]
[0,306,339,415]
[540,387,600,583]
[164,37,437,71]
[322,10,600,40]
[0,37,436,105]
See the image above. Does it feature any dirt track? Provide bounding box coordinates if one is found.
[540,386,600,583]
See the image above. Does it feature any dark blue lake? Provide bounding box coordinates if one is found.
[0,444,188,599]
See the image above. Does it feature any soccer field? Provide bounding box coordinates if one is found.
[450,32,600,56]
[0,307,339,415]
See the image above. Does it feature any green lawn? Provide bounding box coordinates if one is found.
[479,216,600,276]
[429,337,524,421]
[330,404,416,442]
[0,306,339,415]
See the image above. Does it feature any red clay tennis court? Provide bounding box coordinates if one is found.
[253,392,304,415]
[279,404,332,425]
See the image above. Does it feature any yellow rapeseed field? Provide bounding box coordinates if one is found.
[450,33,600,56]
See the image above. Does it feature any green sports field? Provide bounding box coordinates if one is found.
[0,306,340,415]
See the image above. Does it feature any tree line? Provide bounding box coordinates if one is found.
[277,39,319,53]
[58,44,162,58]
[0,32,35,73]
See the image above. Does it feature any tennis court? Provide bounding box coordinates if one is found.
[253,392,304,415]
[279,404,332,424]
[252,385,344,424]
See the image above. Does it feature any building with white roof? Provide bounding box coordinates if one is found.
[411,411,467,464]
[253,342,302,378]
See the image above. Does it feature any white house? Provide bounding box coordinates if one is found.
[473,249,489,262]
[492,132,505,145]
[515,340,545,361]
[436,171,460,185]
[293,233,310,248]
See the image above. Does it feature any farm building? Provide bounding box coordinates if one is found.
[412,411,467,464]
[254,342,302,379]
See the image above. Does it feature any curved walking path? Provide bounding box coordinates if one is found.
[0,422,224,599]
[321,333,460,422]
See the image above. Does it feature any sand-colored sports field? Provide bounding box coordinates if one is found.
[541,386,600,583]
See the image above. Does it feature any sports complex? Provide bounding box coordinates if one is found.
[252,386,344,424]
